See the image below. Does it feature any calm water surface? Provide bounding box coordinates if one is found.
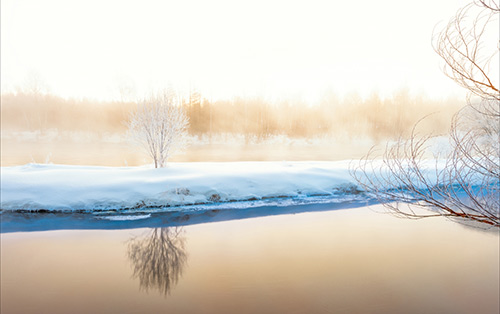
[1,205,499,314]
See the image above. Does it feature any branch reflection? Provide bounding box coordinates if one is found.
[127,227,188,297]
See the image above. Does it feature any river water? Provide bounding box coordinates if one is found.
[1,205,499,314]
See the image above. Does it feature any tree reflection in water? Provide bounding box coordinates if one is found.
[127,227,188,296]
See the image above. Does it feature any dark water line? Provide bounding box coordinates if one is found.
[0,200,377,233]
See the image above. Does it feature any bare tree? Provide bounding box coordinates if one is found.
[128,90,189,168]
[127,227,188,296]
[352,1,499,228]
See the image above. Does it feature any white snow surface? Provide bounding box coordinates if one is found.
[1,161,362,212]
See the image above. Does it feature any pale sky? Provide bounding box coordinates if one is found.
[1,0,482,102]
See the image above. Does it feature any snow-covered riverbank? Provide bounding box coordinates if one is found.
[1,161,366,212]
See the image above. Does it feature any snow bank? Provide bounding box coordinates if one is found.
[1,161,363,212]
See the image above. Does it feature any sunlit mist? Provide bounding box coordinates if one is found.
[1,0,473,101]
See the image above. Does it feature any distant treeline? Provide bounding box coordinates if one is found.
[1,90,463,140]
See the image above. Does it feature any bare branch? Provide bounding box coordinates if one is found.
[475,0,500,11]
[433,2,499,102]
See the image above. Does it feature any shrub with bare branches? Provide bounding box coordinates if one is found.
[352,1,499,228]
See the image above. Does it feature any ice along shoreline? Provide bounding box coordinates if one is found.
[0,199,377,233]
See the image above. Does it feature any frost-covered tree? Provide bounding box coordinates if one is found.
[128,91,189,168]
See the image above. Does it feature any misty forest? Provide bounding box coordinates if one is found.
[1,87,464,165]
